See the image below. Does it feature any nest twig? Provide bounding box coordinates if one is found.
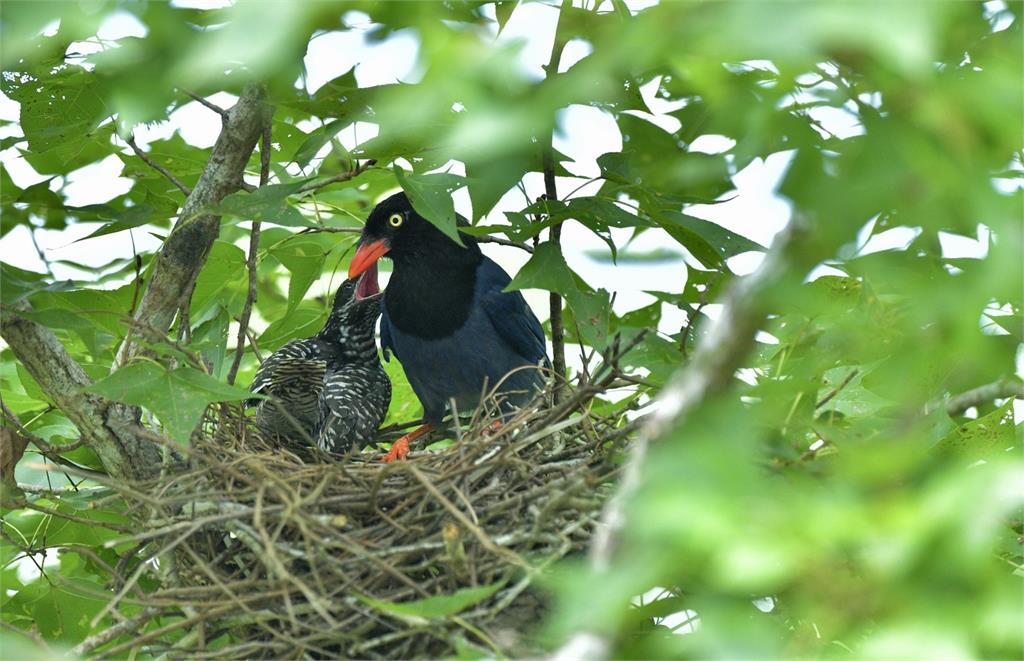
[74,340,645,659]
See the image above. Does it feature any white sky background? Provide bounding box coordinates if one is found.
[0,0,1007,381]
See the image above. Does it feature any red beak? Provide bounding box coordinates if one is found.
[349,238,390,278]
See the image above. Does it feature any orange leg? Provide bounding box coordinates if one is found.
[483,419,503,436]
[382,423,434,463]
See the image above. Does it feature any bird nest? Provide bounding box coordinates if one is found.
[92,367,636,659]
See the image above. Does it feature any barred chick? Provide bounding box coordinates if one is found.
[248,268,390,453]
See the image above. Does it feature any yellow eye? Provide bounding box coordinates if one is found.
[388,213,404,228]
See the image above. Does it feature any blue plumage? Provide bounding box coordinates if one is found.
[348,192,549,459]
[380,257,547,422]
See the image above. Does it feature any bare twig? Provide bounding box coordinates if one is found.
[181,89,229,119]
[543,0,570,402]
[474,234,535,253]
[227,118,272,385]
[125,134,192,196]
[295,159,377,195]
[28,226,55,278]
[943,376,1024,417]
[816,368,859,409]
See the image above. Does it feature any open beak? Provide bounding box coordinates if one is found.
[354,261,381,301]
[349,238,390,279]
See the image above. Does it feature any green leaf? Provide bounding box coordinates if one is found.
[358,581,504,621]
[933,400,1018,460]
[192,306,231,380]
[1,66,107,153]
[565,287,612,351]
[190,241,248,320]
[85,363,253,443]
[506,241,586,296]
[394,168,466,246]
[258,304,327,352]
[494,1,519,32]
[464,152,530,220]
[270,234,338,313]
[505,242,609,349]
[217,182,310,227]
[293,119,346,168]
[584,247,682,264]
[0,263,75,305]
[71,204,156,242]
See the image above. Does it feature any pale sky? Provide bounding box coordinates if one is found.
[0,0,999,365]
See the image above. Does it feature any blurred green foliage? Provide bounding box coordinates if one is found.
[0,0,1021,658]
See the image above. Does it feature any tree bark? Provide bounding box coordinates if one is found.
[2,85,271,480]
[543,0,568,400]
[1,302,166,480]
[117,84,270,365]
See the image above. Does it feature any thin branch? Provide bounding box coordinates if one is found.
[28,226,55,278]
[543,0,569,402]
[815,369,859,409]
[474,234,534,253]
[295,159,377,195]
[552,217,808,661]
[117,83,269,367]
[227,118,272,386]
[1,303,165,480]
[71,607,162,656]
[181,89,229,119]
[944,377,1024,417]
[125,134,192,196]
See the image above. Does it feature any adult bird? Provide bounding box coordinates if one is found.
[248,269,391,454]
[347,191,549,461]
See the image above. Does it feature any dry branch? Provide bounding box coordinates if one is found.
[125,134,192,196]
[944,376,1024,416]
[117,84,270,366]
[542,0,569,401]
[1,301,167,480]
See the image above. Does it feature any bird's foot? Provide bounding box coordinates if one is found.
[482,419,503,436]
[382,437,409,462]
[381,423,434,463]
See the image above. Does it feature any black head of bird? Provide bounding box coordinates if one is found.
[348,192,481,272]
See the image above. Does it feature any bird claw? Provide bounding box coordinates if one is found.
[483,419,503,436]
[381,423,433,463]
[382,437,410,463]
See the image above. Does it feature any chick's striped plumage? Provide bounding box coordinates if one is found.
[248,275,390,454]
[248,339,328,444]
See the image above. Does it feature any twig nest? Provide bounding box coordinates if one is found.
[107,387,624,659]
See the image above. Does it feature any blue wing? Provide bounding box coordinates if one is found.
[380,304,396,363]
[477,257,549,367]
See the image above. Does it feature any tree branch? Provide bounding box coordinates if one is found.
[474,234,534,253]
[552,218,807,661]
[117,84,270,366]
[294,159,377,195]
[1,302,167,480]
[944,377,1024,417]
[227,118,273,385]
[180,89,229,120]
[543,0,569,401]
[125,134,192,197]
